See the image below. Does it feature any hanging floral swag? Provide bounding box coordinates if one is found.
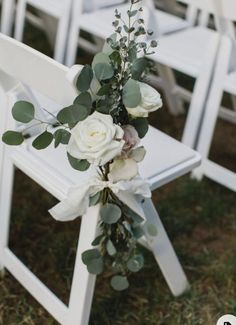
[2,0,163,291]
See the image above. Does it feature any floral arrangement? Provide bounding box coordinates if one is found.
[2,0,162,291]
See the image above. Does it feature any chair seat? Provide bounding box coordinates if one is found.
[11,126,200,200]
[224,71,236,95]
[79,4,189,40]
[151,27,219,77]
[27,0,65,17]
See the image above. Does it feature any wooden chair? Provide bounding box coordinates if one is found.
[193,0,236,192]
[0,0,15,35]
[65,0,198,67]
[148,0,220,148]
[0,34,201,323]
[13,0,73,63]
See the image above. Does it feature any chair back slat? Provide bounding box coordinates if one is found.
[0,34,79,107]
[177,0,215,13]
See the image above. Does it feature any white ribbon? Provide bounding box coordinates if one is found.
[49,176,151,222]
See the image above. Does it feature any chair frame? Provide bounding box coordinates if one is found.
[0,34,201,324]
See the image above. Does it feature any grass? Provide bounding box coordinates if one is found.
[0,21,236,325]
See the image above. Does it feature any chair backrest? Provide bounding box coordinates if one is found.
[0,34,79,107]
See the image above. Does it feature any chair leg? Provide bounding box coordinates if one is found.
[142,198,189,297]
[1,0,15,35]
[54,11,71,64]
[14,0,27,41]
[0,154,14,273]
[157,63,185,116]
[66,205,100,325]
[65,23,81,67]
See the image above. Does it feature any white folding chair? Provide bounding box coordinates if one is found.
[192,0,236,192]
[148,0,221,149]
[0,34,201,324]
[0,0,15,35]
[65,0,199,67]
[13,0,73,63]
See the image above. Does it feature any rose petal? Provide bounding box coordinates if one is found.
[109,158,138,182]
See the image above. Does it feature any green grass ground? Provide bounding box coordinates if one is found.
[0,23,236,325]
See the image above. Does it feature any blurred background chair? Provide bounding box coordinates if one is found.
[0,0,15,35]
[66,0,200,66]
[193,0,236,191]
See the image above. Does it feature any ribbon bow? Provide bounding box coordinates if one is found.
[49,176,151,221]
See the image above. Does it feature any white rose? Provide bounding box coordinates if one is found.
[126,82,162,117]
[67,112,125,166]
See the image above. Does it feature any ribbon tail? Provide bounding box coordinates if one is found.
[49,184,92,222]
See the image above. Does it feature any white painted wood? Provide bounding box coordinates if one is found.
[0,0,15,35]
[14,0,73,63]
[65,0,196,66]
[193,30,236,191]
[142,198,189,296]
[0,34,201,324]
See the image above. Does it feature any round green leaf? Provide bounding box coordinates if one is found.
[57,104,91,124]
[101,203,122,224]
[82,249,101,264]
[106,239,117,256]
[32,131,53,150]
[123,79,141,108]
[94,63,114,81]
[54,129,71,148]
[67,153,90,171]
[147,223,158,237]
[73,92,92,108]
[12,101,35,123]
[111,275,129,291]
[2,131,24,145]
[131,58,147,80]
[76,65,93,92]
[127,254,144,273]
[92,235,104,246]
[130,118,148,139]
[87,257,104,275]
[132,226,144,239]
[89,192,101,206]
[92,53,110,68]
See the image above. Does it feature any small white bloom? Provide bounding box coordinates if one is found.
[126,82,162,117]
[67,112,125,166]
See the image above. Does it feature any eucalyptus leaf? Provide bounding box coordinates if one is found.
[32,131,53,150]
[82,249,104,275]
[123,205,144,224]
[2,131,24,145]
[76,65,93,92]
[123,79,141,108]
[97,84,110,96]
[106,239,117,256]
[67,153,90,171]
[147,223,158,237]
[12,101,35,123]
[111,275,129,291]
[127,254,144,273]
[132,226,144,239]
[131,58,147,80]
[101,203,122,224]
[87,257,104,275]
[103,33,117,55]
[94,63,114,81]
[73,92,92,108]
[89,192,101,206]
[92,53,110,68]
[57,104,90,124]
[54,129,71,148]
[92,235,104,246]
[130,118,149,138]
[82,249,101,264]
